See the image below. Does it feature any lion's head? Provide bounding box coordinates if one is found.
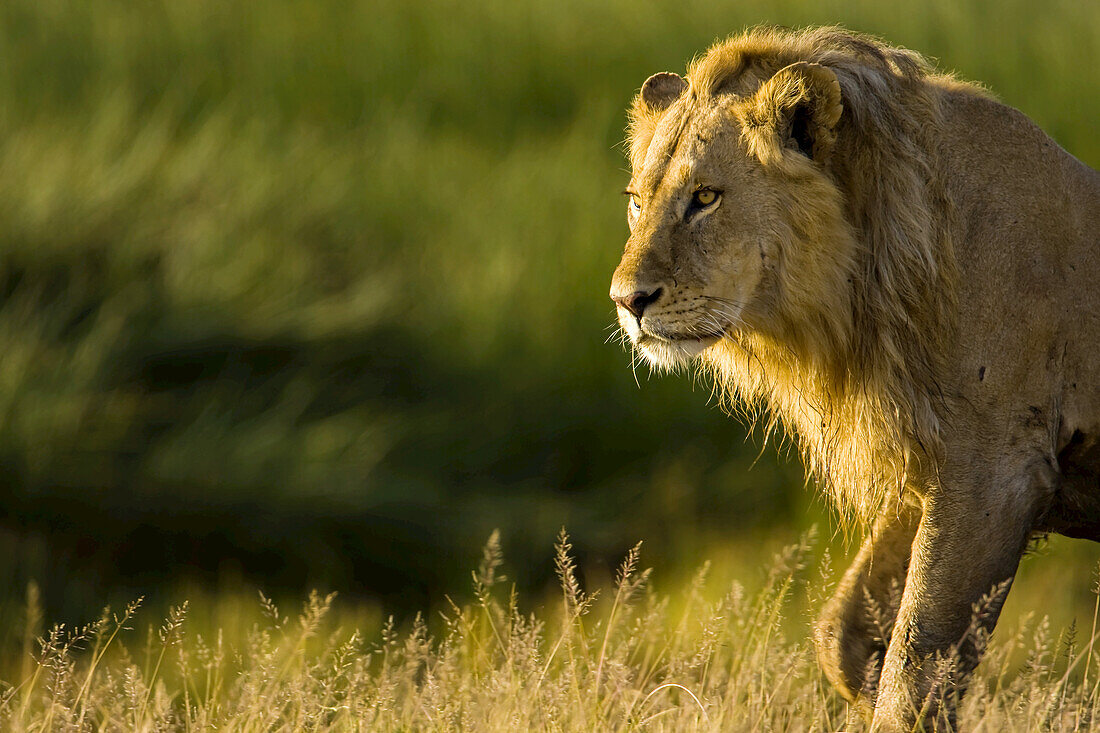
[610,27,964,522]
[611,58,851,372]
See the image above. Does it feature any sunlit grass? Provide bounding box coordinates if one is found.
[3,531,1099,731]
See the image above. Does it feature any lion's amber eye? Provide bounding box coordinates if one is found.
[693,189,718,207]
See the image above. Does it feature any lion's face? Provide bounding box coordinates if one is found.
[611,102,774,370]
[610,64,847,371]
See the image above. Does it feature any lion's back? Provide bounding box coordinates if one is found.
[936,88,1100,524]
[938,88,1099,362]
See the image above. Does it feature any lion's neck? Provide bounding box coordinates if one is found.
[703,334,915,522]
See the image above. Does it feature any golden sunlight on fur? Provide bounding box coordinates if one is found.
[620,27,966,525]
[610,26,1100,732]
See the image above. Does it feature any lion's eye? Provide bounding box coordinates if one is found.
[693,189,719,207]
[629,194,641,213]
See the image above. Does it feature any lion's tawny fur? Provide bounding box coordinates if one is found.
[612,24,1100,731]
[626,27,977,522]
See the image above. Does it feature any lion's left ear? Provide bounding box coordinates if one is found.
[639,72,687,112]
[742,62,843,164]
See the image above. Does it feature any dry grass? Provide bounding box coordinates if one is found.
[2,530,1098,732]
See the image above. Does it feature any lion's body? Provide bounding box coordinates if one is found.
[937,90,1100,538]
[610,27,1100,731]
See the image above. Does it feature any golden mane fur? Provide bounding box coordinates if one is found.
[625,27,984,522]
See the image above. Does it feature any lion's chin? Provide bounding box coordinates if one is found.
[636,334,719,371]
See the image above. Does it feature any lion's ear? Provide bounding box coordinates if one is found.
[742,62,843,164]
[639,72,687,112]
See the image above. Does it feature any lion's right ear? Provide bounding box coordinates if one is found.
[638,72,687,112]
[740,62,843,165]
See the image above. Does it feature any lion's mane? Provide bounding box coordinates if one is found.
[630,27,979,522]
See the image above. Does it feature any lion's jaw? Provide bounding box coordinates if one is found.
[623,318,726,371]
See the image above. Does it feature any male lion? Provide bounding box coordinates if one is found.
[610,26,1100,731]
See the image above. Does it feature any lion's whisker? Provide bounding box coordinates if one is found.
[701,295,747,309]
[628,343,642,388]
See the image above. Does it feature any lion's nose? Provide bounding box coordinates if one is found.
[611,287,663,319]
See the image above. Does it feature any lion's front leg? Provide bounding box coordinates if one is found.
[871,468,1040,732]
[814,501,919,717]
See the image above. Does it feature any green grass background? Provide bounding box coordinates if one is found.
[0,0,1096,648]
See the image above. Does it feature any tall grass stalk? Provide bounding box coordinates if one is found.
[1,531,1097,731]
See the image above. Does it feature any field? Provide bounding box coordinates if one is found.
[4,532,1100,730]
[0,0,1097,729]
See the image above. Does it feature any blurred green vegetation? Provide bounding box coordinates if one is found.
[0,0,1096,631]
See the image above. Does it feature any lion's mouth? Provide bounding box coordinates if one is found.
[639,320,728,345]
[639,331,721,344]
[617,310,736,366]
[637,330,722,357]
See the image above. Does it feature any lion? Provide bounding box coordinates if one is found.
[609,26,1100,731]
